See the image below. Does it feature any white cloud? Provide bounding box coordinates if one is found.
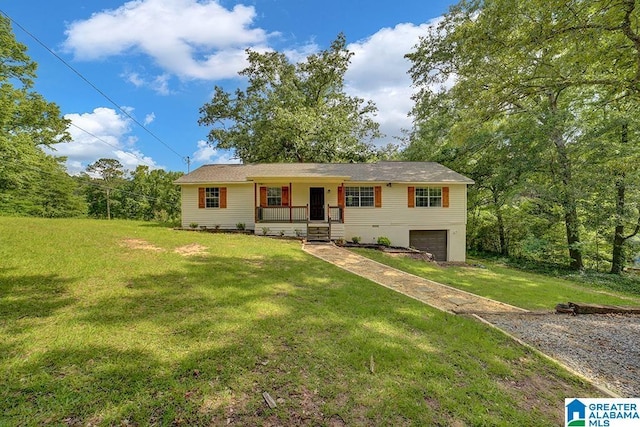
[143,112,156,126]
[63,0,272,80]
[283,42,319,63]
[122,71,174,95]
[192,140,240,165]
[345,20,441,145]
[124,71,145,87]
[46,107,162,174]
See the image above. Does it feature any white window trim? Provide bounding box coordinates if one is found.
[345,186,374,208]
[415,186,442,208]
[267,187,282,206]
[205,187,220,208]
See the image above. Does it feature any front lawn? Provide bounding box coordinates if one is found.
[0,218,603,425]
[350,249,640,311]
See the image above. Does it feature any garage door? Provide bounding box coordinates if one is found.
[410,230,448,261]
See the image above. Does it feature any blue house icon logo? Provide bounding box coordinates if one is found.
[566,399,586,426]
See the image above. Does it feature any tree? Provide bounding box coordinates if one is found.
[121,166,182,221]
[576,97,640,273]
[86,158,124,220]
[199,34,382,163]
[0,15,80,217]
[406,0,640,270]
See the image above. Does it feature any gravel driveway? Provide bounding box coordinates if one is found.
[480,312,640,397]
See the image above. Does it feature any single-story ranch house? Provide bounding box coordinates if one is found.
[175,162,474,262]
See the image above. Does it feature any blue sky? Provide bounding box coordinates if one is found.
[1,0,457,174]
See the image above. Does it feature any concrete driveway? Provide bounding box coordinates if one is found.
[302,243,526,315]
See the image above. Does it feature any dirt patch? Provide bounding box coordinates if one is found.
[384,251,437,263]
[174,243,208,257]
[496,359,586,425]
[121,238,164,252]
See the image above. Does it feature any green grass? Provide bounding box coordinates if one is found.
[350,249,640,311]
[0,218,604,425]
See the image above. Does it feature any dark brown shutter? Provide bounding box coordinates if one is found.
[374,186,382,208]
[220,187,227,208]
[198,187,205,208]
[442,186,449,208]
[337,185,345,207]
[260,186,267,207]
[281,186,289,206]
[408,186,415,208]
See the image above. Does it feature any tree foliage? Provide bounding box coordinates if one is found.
[86,158,125,220]
[406,0,640,272]
[199,34,382,163]
[81,162,182,222]
[0,15,83,217]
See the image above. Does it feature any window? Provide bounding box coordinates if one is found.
[205,187,220,208]
[345,186,374,207]
[415,187,442,207]
[267,187,282,206]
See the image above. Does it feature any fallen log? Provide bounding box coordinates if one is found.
[567,302,640,315]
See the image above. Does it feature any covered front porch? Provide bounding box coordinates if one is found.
[251,178,346,241]
[255,205,343,224]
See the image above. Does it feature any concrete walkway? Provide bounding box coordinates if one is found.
[303,243,527,315]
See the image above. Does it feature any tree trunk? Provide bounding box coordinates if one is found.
[106,187,111,220]
[611,224,625,274]
[611,123,629,274]
[549,93,583,270]
[492,189,508,256]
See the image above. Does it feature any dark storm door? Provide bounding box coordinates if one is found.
[309,187,325,221]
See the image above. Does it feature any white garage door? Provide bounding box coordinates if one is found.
[410,230,448,261]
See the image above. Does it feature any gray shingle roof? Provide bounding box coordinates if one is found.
[174,162,474,184]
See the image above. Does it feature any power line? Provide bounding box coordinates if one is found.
[69,122,158,169]
[0,9,187,163]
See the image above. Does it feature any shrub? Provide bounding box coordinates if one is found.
[377,236,391,247]
[351,236,361,244]
[262,227,270,236]
[189,222,199,229]
[236,222,246,230]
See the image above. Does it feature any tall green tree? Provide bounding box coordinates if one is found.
[576,97,640,273]
[406,0,640,270]
[199,34,382,163]
[86,158,124,220]
[0,15,81,217]
[121,166,182,221]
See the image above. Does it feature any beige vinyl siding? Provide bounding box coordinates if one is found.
[179,181,468,261]
[181,183,254,229]
[343,183,468,261]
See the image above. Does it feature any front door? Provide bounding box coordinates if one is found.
[309,187,324,221]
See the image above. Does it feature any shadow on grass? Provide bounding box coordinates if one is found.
[0,251,590,426]
[0,268,76,327]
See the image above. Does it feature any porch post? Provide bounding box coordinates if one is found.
[328,204,332,240]
[289,182,293,223]
[340,183,345,223]
[254,183,257,223]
